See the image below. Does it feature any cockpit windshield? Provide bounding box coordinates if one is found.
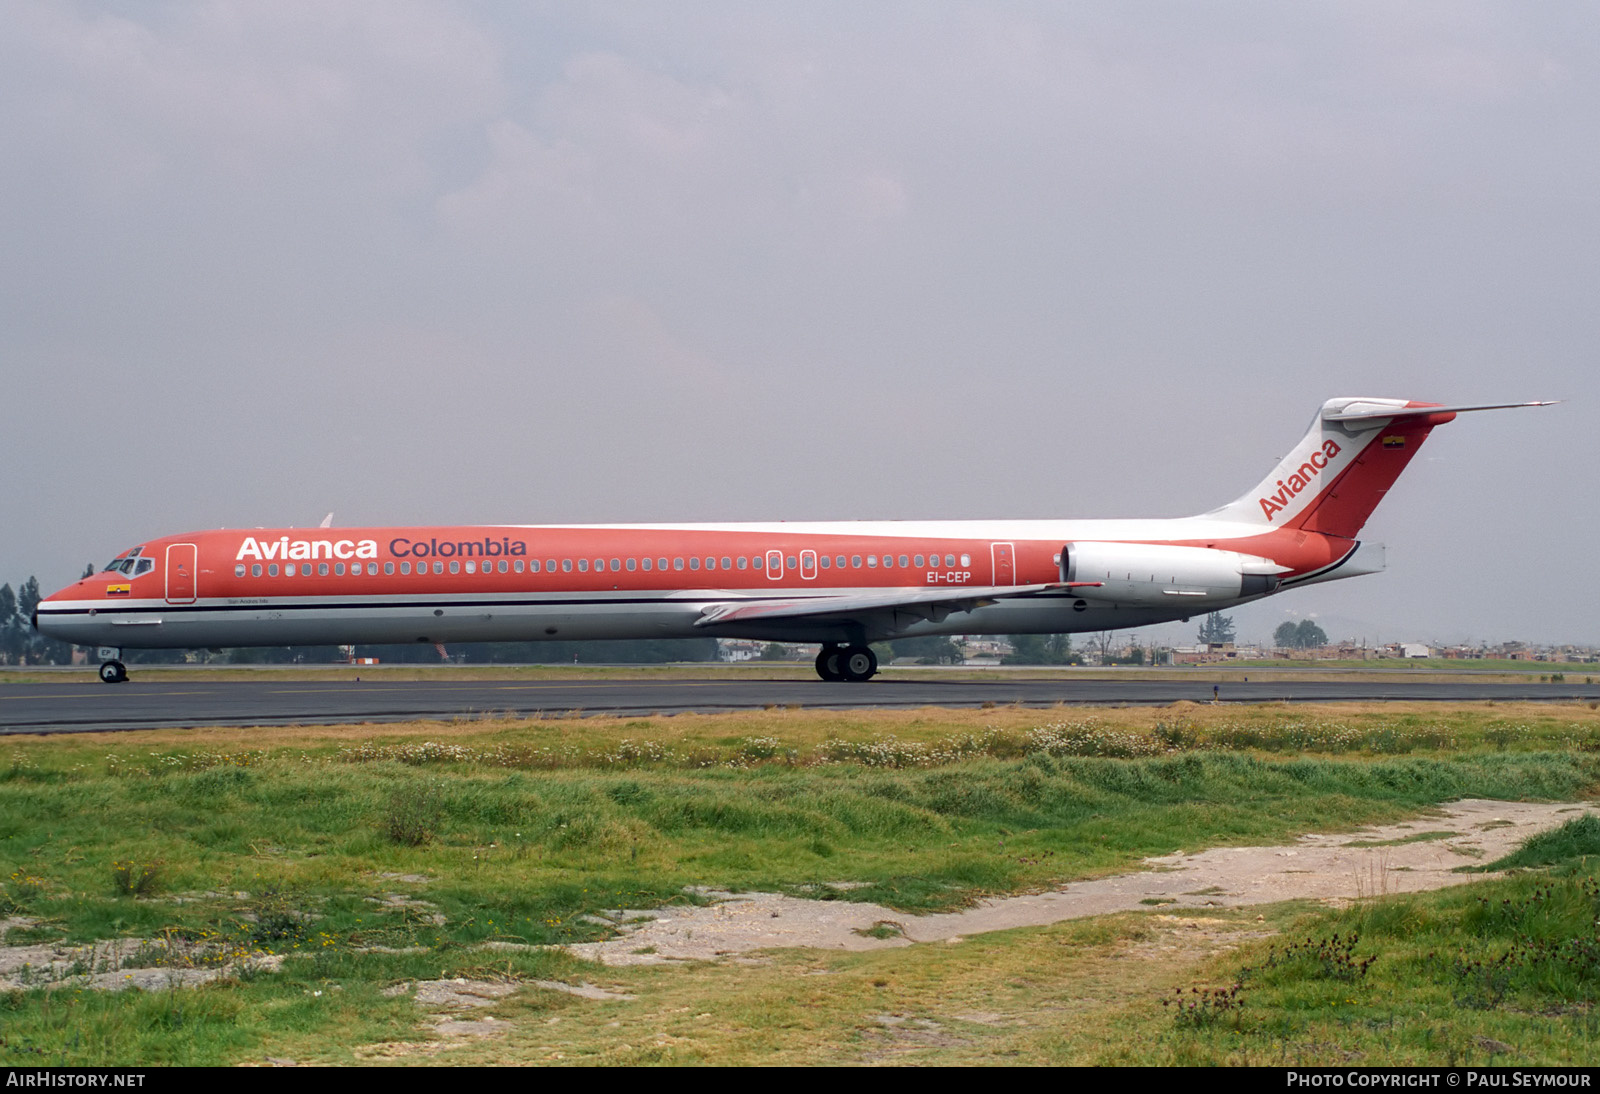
[102,547,151,577]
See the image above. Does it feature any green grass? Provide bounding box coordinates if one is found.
[0,945,590,1066]
[1162,657,1600,675]
[1143,819,1600,1066]
[1471,814,1600,872]
[0,708,1597,1064]
[1342,830,1456,848]
[5,749,1593,932]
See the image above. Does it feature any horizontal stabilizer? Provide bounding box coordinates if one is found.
[1323,400,1556,422]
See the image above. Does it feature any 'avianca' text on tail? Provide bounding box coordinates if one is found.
[35,397,1552,683]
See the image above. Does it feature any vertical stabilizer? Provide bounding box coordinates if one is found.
[1204,398,1452,539]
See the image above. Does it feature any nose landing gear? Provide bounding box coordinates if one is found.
[98,660,128,684]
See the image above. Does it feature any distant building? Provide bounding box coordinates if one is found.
[1171,643,1258,664]
[717,639,766,662]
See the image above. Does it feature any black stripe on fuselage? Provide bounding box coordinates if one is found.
[1278,540,1361,587]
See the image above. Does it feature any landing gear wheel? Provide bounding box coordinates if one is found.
[99,660,128,684]
[815,646,844,682]
[839,644,877,682]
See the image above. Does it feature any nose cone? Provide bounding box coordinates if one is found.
[37,580,67,611]
[33,580,78,635]
[35,572,124,643]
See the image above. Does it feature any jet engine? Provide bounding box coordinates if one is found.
[1060,542,1286,606]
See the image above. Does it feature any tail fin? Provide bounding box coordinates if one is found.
[1205,398,1551,539]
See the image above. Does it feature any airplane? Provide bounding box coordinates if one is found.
[33,397,1550,684]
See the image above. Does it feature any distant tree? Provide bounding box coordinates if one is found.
[125,648,192,664]
[759,642,789,661]
[1046,633,1073,662]
[1089,631,1116,664]
[0,584,18,664]
[890,636,964,664]
[1295,620,1328,648]
[1197,613,1236,645]
[1003,633,1080,665]
[0,577,75,665]
[1274,620,1329,649]
[1005,634,1048,663]
[16,577,41,626]
[1106,645,1145,666]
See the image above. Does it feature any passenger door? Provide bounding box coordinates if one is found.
[166,543,198,603]
[990,542,1015,586]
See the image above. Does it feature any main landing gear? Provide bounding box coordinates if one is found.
[98,660,128,684]
[815,643,877,682]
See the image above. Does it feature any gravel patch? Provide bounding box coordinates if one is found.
[565,799,1598,966]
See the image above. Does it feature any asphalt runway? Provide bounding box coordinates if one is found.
[3,674,1598,734]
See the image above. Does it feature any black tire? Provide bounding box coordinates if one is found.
[815,646,843,682]
[839,645,877,682]
[99,660,127,684]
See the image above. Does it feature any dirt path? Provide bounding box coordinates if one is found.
[566,799,1598,966]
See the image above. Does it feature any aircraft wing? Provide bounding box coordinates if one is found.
[694,582,1088,630]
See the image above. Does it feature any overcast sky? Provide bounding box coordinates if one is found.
[2,2,1594,646]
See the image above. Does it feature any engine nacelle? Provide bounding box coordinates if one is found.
[1061,542,1284,606]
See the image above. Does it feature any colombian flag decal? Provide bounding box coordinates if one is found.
[106,584,131,596]
[1381,435,1406,449]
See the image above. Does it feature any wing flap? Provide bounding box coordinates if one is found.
[694,582,1068,629]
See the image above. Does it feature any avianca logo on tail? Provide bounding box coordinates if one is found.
[1258,439,1342,521]
[236,537,380,562]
